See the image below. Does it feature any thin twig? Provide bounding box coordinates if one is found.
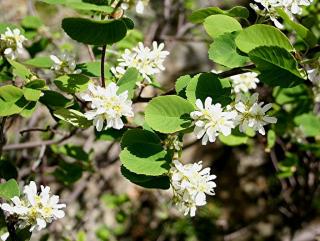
[3,129,77,151]
[20,126,51,136]
[0,117,7,158]
[100,45,107,88]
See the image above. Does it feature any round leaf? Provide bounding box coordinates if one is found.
[235,24,293,53]
[204,14,242,39]
[145,95,194,133]
[186,73,232,106]
[62,17,128,45]
[120,129,170,176]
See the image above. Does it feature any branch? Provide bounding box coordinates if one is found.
[134,65,256,103]
[0,117,7,158]
[3,129,77,151]
[100,45,107,88]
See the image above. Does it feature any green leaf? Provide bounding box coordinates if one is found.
[0,160,18,180]
[249,46,304,87]
[204,14,242,39]
[277,8,317,47]
[23,88,42,101]
[145,95,194,134]
[21,16,43,29]
[267,129,276,150]
[54,108,91,128]
[0,179,20,200]
[95,128,126,141]
[62,17,128,45]
[0,85,29,116]
[40,90,73,110]
[186,73,232,106]
[20,101,37,118]
[117,68,140,99]
[53,161,83,185]
[54,74,90,94]
[8,60,33,80]
[120,129,170,176]
[77,62,110,77]
[40,0,113,13]
[121,166,170,189]
[24,56,54,68]
[25,79,47,89]
[51,144,89,162]
[273,84,310,105]
[175,75,193,98]
[294,113,320,137]
[235,24,293,53]
[219,130,248,146]
[189,6,249,23]
[209,31,249,68]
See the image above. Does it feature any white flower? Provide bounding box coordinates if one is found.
[0,181,66,233]
[0,232,9,241]
[50,53,81,75]
[190,97,237,145]
[251,0,312,28]
[0,27,27,59]
[170,160,216,217]
[135,0,145,14]
[80,82,134,131]
[230,72,260,93]
[113,41,169,83]
[234,93,277,135]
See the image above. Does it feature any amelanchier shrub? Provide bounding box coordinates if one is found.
[0,0,319,240]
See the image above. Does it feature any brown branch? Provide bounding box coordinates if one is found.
[20,126,51,136]
[100,45,107,88]
[0,117,7,158]
[3,129,77,151]
[134,65,256,103]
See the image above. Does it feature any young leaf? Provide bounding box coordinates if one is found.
[189,6,249,23]
[24,56,54,69]
[40,90,73,110]
[21,16,43,29]
[62,18,129,45]
[54,108,91,128]
[8,60,33,80]
[121,166,170,190]
[0,85,29,116]
[120,129,171,176]
[276,8,317,47]
[294,113,320,137]
[204,14,242,39]
[117,68,140,99]
[208,31,249,68]
[23,88,42,101]
[145,95,194,133]
[235,24,293,53]
[0,179,20,200]
[175,75,193,98]
[54,74,90,94]
[186,73,232,106]
[249,46,305,87]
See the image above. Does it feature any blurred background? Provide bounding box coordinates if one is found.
[1,0,320,240]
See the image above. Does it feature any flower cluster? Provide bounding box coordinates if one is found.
[170,160,216,217]
[234,93,277,135]
[50,53,82,75]
[191,94,277,145]
[80,82,134,131]
[190,97,237,145]
[0,27,27,59]
[112,41,169,83]
[230,72,260,93]
[251,0,313,28]
[0,181,66,236]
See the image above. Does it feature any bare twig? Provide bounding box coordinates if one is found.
[0,117,7,158]
[20,126,50,136]
[3,129,77,151]
[100,45,107,88]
